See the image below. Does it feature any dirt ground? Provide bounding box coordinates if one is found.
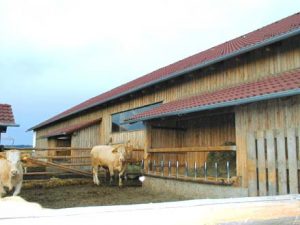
[19,178,188,209]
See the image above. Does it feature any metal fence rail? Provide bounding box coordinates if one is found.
[142,158,236,185]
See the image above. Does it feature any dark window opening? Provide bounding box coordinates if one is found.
[112,102,161,133]
[54,136,71,163]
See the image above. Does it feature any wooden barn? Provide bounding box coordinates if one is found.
[29,13,300,197]
[0,104,18,146]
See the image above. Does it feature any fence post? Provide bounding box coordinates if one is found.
[185,161,188,177]
[215,162,218,181]
[194,162,197,179]
[147,160,150,174]
[168,160,171,177]
[153,160,156,175]
[176,161,179,178]
[204,161,207,180]
[141,160,144,171]
[226,161,230,182]
[160,160,164,176]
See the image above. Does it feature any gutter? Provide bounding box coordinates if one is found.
[29,28,300,131]
[127,89,300,123]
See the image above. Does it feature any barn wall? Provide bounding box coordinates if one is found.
[71,123,101,148]
[35,36,300,150]
[148,112,236,167]
[235,95,300,187]
[35,137,48,148]
[110,130,145,149]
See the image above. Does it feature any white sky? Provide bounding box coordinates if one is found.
[0,0,299,145]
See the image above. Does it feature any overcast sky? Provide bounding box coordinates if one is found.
[0,0,299,145]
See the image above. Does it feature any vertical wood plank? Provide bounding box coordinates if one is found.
[287,128,298,194]
[266,130,276,195]
[247,132,258,196]
[257,131,267,196]
[144,123,152,171]
[276,129,288,195]
[298,127,300,163]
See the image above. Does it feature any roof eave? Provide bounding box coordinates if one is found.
[0,123,19,127]
[30,27,300,131]
[128,89,300,123]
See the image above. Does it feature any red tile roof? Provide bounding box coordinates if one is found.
[0,104,16,126]
[42,118,101,138]
[128,68,300,122]
[31,12,300,130]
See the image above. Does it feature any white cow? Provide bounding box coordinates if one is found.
[91,143,132,187]
[0,150,23,197]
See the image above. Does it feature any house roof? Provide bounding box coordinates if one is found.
[0,104,18,127]
[30,12,300,131]
[127,68,300,123]
[42,118,101,138]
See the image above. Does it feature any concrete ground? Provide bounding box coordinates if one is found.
[0,195,299,225]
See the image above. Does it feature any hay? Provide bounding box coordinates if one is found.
[23,178,92,189]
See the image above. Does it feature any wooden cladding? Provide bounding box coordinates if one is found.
[36,36,300,149]
[148,146,236,153]
[247,128,300,196]
[150,113,236,148]
[71,123,100,148]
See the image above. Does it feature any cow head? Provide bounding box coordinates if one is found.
[6,150,21,177]
[112,142,133,162]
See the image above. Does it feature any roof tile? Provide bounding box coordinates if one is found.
[129,68,300,121]
[0,104,16,126]
[31,12,300,130]
[42,118,101,138]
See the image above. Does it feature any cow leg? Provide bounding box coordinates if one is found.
[118,173,123,187]
[109,166,114,185]
[92,166,100,185]
[118,164,127,187]
[13,181,22,196]
[0,184,5,198]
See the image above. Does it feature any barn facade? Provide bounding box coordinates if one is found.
[30,13,300,196]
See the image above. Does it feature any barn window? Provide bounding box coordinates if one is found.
[112,102,161,132]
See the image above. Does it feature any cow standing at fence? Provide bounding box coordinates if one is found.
[0,150,23,197]
[91,142,132,187]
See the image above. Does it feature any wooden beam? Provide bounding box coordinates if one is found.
[24,157,92,177]
[148,145,236,153]
[152,125,187,131]
[247,132,257,197]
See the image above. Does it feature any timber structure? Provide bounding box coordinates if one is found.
[29,13,300,196]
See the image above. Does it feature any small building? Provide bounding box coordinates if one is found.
[29,12,300,197]
[0,104,18,146]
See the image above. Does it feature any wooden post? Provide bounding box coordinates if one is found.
[235,107,248,188]
[286,128,298,194]
[247,132,258,197]
[276,129,287,195]
[257,131,267,196]
[266,130,276,195]
[144,123,152,171]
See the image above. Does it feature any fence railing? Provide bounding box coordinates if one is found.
[2,147,144,178]
[3,147,92,177]
[144,145,237,185]
[3,146,238,185]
